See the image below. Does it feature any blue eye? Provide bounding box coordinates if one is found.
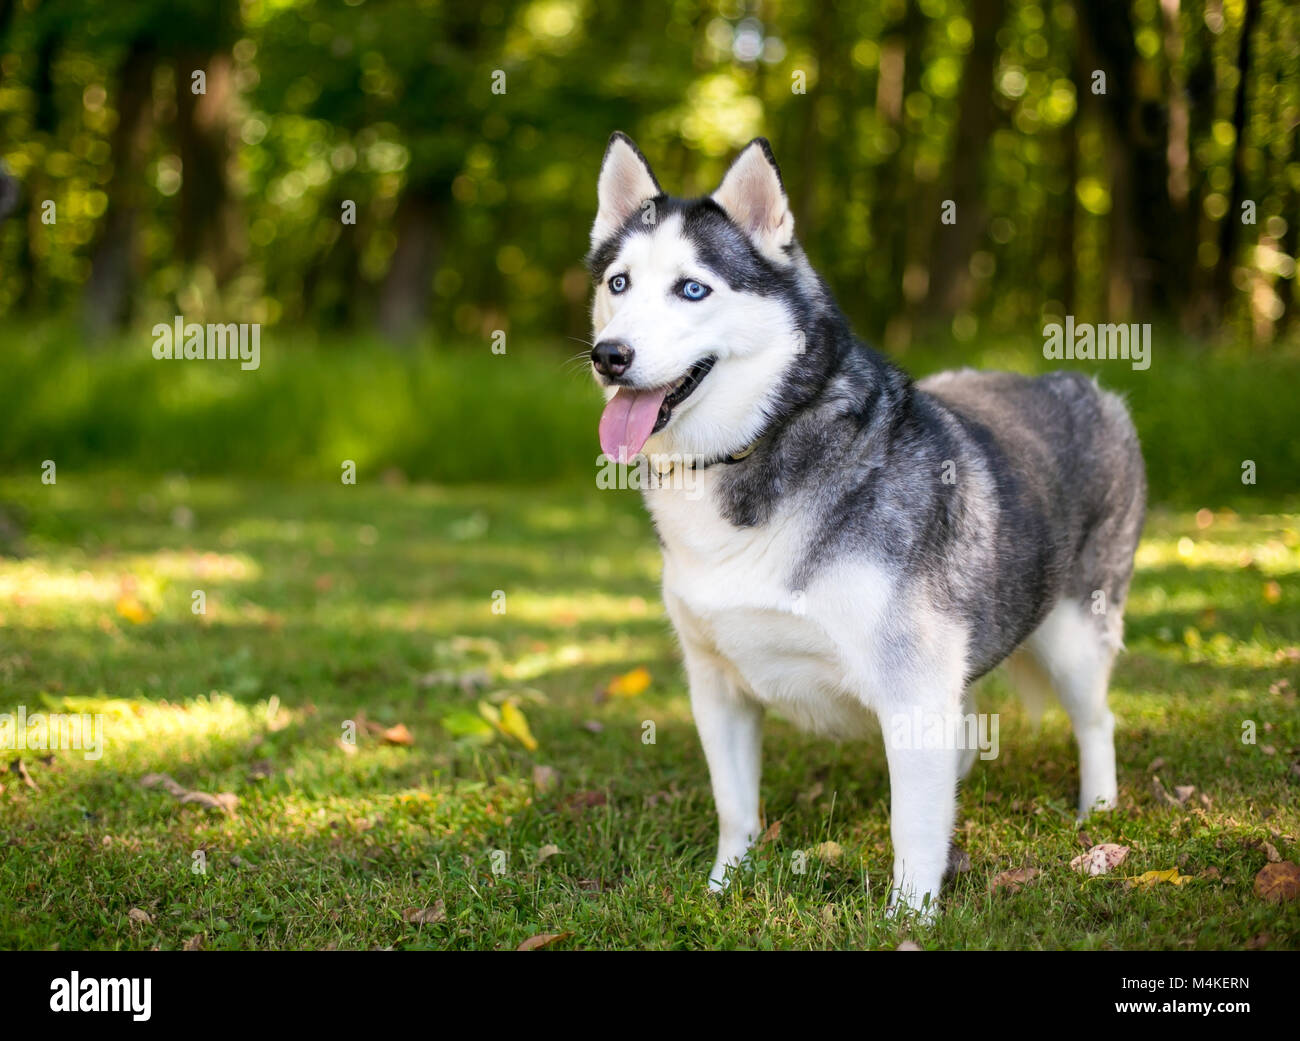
[680,280,711,301]
[609,274,628,294]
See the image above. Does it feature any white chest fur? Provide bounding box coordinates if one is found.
[647,475,898,737]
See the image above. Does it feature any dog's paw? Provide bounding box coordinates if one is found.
[886,889,939,924]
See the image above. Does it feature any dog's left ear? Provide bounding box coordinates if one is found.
[712,138,794,260]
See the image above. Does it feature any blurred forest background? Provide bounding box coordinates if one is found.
[0,0,1297,497]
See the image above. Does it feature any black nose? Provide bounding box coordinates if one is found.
[591,340,634,378]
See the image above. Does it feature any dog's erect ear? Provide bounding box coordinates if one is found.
[712,138,794,260]
[591,132,661,250]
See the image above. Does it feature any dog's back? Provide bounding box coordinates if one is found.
[918,368,1147,667]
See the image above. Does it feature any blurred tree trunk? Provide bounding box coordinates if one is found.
[1075,0,1187,320]
[175,51,243,289]
[1211,0,1262,328]
[8,17,60,312]
[377,188,445,342]
[924,0,1005,317]
[84,37,155,335]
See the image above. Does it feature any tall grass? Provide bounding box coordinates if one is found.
[1,320,1296,506]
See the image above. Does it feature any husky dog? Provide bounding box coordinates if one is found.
[586,133,1146,915]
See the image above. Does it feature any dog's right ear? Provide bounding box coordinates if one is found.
[591,132,661,250]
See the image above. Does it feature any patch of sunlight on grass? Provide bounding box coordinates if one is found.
[506,591,660,625]
[23,692,289,766]
[1127,584,1218,616]
[0,551,259,607]
[1136,531,1298,573]
[503,634,668,682]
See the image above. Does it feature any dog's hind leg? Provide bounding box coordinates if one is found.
[1024,599,1120,816]
[681,640,764,891]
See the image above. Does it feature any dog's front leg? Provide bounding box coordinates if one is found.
[682,642,764,891]
[883,696,961,918]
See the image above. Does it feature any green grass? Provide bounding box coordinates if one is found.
[1,474,1298,950]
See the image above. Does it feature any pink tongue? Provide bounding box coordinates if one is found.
[599,386,669,462]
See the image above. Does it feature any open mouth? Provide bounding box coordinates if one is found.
[652,355,716,433]
[598,355,717,461]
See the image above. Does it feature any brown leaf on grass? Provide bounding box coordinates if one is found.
[403,901,447,925]
[182,934,205,951]
[1151,775,1175,806]
[127,908,152,925]
[1262,842,1282,863]
[10,758,37,790]
[564,790,607,812]
[798,780,825,805]
[381,723,415,746]
[1246,933,1271,950]
[812,841,843,863]
[1147,757,1167,773]
[759,820,782,845]
[517,931,572,951]
[179,790,239,814]
[537,844,561,863]
[990,867,1040,893]
[1077,831,1093,849]
[1173,785,1196,804]
[1199,866,1222,881]
[140,772,238,816]
[1070,844,1130,876]
[895,940,922,951]
[1253,862,1300,904]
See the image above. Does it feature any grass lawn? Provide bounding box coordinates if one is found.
[0,473,1297,950]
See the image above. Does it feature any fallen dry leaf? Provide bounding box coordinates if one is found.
[381,723,415,746]
[140,772,238,816]
[759,820,782,845]
[10,758,37,790]
[182,934,204,951]
[497,700,538,751]
[127,908,152,925]
[115,595,151,624]
[604,666,651,700]
[990,867,1040,893]
[403,901,447,925]
[799,780,825,804]
[564,789,607,811]
[1127,868,1193,889]
[896,940,922,951]
[1262,841,1282,863]
[812,840,843,863]
[1253,861,1300,904]
[1151,775,1185,807]
[517,931,571,951]
[1070,843,1130,876]
[537,844,561,863]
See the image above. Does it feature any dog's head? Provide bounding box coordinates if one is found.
[586,133,818,463]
